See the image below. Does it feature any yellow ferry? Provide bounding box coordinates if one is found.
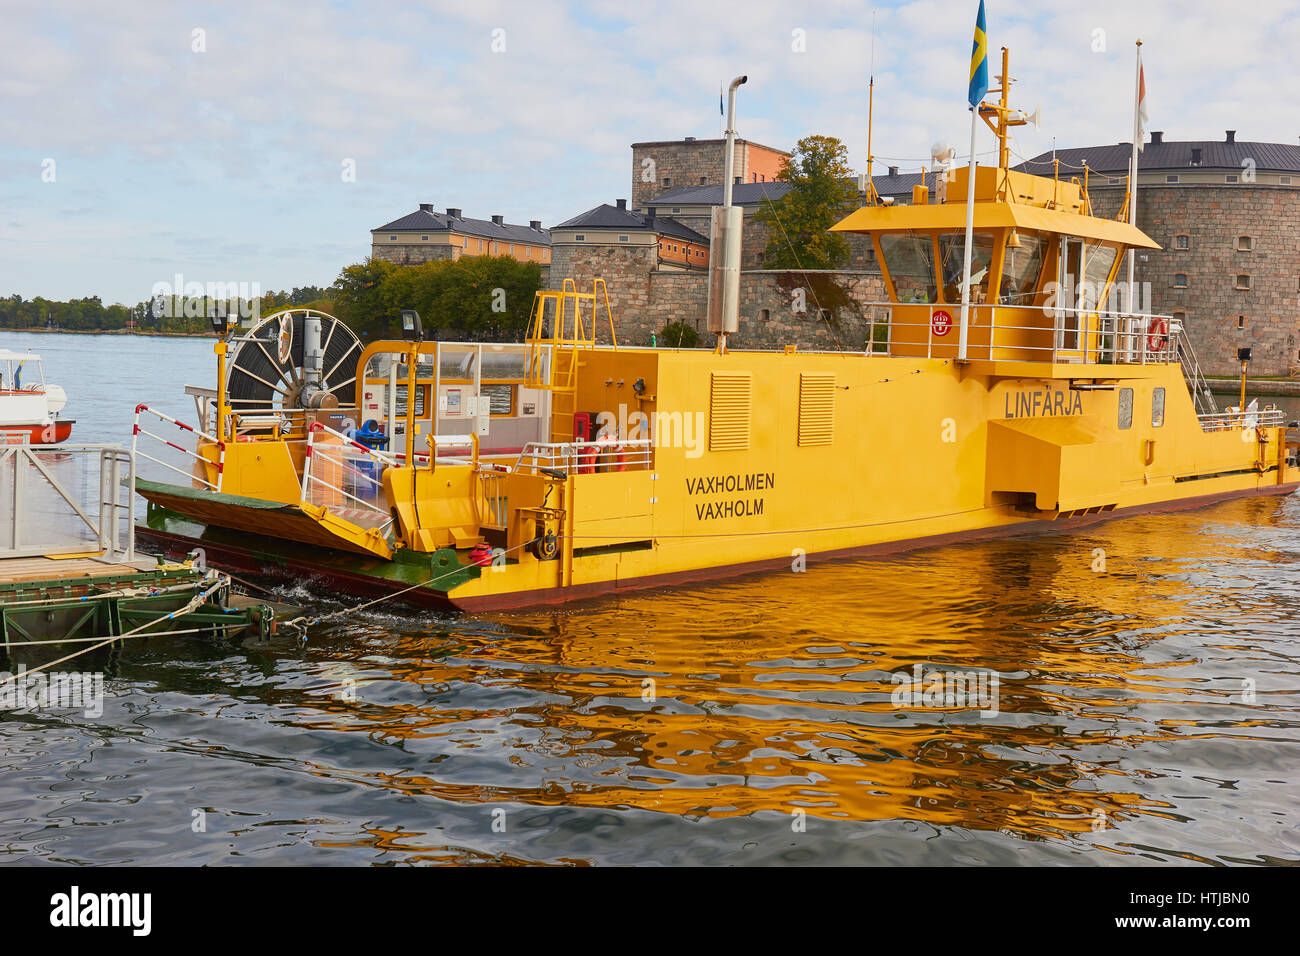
[133,53,1298,611]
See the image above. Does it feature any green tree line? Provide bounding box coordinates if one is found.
[1,255,542,341]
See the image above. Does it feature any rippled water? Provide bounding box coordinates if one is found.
[2,332,1298,865]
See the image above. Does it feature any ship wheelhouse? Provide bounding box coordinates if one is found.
[832,165,1163,366]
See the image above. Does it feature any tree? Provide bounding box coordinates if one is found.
[752,135,856,271]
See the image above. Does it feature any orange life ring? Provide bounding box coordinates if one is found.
[1147,316,1169,352]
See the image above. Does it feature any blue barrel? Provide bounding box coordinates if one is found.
[346,420,389,498]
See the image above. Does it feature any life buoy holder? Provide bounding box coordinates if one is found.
[1147,316,1169,352]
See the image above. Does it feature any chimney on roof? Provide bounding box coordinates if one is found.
[616,198,627,210]
[491,214,504,225]
[446,207,461,218]
[1149,131,1163,144]
[529,220,542,231]
[685,136,696,142]
[1190,147,1202,166]
[1225,130,1236,143]
[419,202,434,212]
[889,165,898,177]
[646,207,656,228]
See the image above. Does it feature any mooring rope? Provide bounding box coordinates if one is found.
[278,536,540,640]
[0,576,228,686]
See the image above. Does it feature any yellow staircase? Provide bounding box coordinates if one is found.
[525,279,618,443]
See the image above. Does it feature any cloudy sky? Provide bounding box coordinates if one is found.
[2,0,1296,305]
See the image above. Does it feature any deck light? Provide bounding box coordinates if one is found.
[400,309,423,343]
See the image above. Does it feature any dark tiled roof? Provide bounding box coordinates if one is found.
[646,171,928,209]
[1016,140,1300,176]
[373,208,550,244]
[552,204,708,244]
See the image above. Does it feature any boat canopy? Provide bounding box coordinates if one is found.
[831,200,1160,249]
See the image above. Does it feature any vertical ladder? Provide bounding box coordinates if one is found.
[548,348,582,442]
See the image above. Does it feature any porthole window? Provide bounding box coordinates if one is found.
[1152,387,1165,428]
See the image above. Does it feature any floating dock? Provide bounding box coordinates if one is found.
[0,442,283,662]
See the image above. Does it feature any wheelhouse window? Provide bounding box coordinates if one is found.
[879,234,937,303]
[1152,387,1165,427]
[1080,241,1119,311]
[998,233,1045,304]
[937,232,995,304]
[1118,387,1134,430]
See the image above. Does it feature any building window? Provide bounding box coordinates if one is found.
[478,239,484,250]
[1237,235,1254,251]
[1283,176,1293,185]
[1174,234,1190,250]
[1226,174,1238,183]
[1235,274,1252,290]
[509,244,514,254]
[757,252,765,265]
[1174,273,1188,287]
[389,235,397,241]
[1166,175,1179,183]
[1152,387,1165,427]
[618,235,629,242]
[759,308,771,322]
[1171,310,1186,328]
[818,308,832,322]
[663,177,672,187]
[699,177,706,184]
[463,237,469,248]
[672,207,680,213]
[421,235,429,241]
[574,234,585,241]
[1118,387,1134,430]
[1238,315,1246,329]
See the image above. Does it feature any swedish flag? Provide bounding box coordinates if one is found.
[968,0,989,108]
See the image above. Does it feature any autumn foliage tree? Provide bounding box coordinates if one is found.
[753,135,857,270]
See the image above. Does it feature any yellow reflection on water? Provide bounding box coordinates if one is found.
[286,496,1300,850]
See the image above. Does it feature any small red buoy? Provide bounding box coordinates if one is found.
[468,543,493,567]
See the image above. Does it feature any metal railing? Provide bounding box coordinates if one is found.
[514,439,653,476]
[1198,407,1287,432]
[854,303,1180,365]
[132,404,224,491]
[0,444,135,560]
[299,422,392,531]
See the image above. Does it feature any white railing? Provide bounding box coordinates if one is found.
[1198,407,1287,432]
[854,303,1179,365]
[514,439,653,476]
[299,422,392,530]
[132,403,224,491]
[0,444,135,559]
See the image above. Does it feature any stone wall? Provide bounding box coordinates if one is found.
[1089,183,1300,376]
[371,242,459,266]
[631,139,756,208]
[609,269,887,351]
